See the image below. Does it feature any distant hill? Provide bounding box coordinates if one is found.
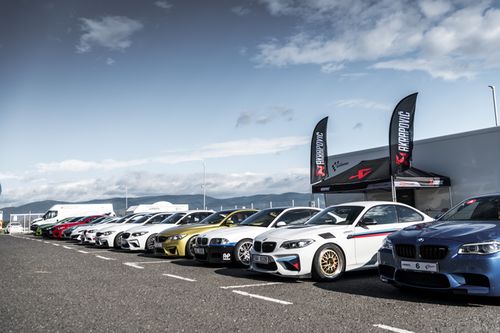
[0,193,324,220]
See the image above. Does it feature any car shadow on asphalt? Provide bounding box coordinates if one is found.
[313,269,500,307]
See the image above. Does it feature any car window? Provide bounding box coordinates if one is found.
[147,214,170,224]
[278,210,318,226]
[239,208,285,227]
[439,196,500,221]
[361,205,398,225]
[182,212,212,224]
[306,206,363,225]
[396,206,424,223]
[227,211,256,224]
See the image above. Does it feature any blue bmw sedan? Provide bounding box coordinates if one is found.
[378,194,500,296]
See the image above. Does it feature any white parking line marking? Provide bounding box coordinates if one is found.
[123,261,171,269]
[163,274,196,282]
[220,282,283,289]
[52,243,60,247]
[232,290,292,305]
[373,324,415,333]
[95,255,116,261]
[78,250,89,254]
[43,241,50,244]
[63,246,74,249]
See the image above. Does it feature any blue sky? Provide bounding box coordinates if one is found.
[1,0,499,206]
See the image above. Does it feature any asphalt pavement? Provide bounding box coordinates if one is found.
[1,234,499,332]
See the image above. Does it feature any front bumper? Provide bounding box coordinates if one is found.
[378,248,500,296]
[95,234,114,248]
[121,236,145,251]
[194,245,236,264]
[249,248,311,278]
[154,239,186,257]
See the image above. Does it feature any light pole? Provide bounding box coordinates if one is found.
[125,185,128,211]
[201,160,206,210]
[488,85,498,126]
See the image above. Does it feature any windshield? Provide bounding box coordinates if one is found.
[439,196,500,221]
[239,208,285,227]
[43,210,58,220]
[159,213,186,224]
[131,215,151,224]
[306,206,364,225]
[198,212,229,225]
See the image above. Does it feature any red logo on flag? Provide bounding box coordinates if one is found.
[395,152,409,166]
[315,165,326,177]
[349,168,372,180]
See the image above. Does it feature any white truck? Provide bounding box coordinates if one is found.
[31,204,115,229]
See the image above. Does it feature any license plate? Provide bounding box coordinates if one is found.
[154,241,163,249]
[401,260,438,272]
[252,254,270,264]
[194,247,205,255]
[222,253,231,261]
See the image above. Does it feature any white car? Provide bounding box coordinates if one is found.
[84,214,142,244]
[194,207,321,266]
[6,222,24,234]
[121,210,214,252]
[69,216,116,241]
[95,213,174,249]
[250,201,434,281]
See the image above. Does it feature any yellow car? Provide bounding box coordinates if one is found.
[154,209,257,258]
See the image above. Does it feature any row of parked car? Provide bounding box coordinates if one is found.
[31,194,500,296]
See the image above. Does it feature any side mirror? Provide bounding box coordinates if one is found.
[276,221,287,227]
[360,217,377,226]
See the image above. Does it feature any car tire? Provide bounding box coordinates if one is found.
[145,234,157,253]
[184,236,197,259]
[311,243,345,282]
[234,238,253,266]
[113,232,123,249]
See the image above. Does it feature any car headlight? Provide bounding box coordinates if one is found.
[280,239,315,249]
[132,231,149,237]
[210,238,229,245]
[459,241,500,255]
[167,234,187,241]
[381,238,393,251]
[102,231,114,236]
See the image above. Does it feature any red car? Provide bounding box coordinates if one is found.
[51,215,103,239]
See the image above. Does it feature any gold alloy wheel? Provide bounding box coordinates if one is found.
[319,248,341,277]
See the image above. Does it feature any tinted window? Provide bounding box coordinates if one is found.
[440,196,500,221]
[239,208,286,227]
[182,212,212,224]
[396,206,423,223]
[226,211,256,224]
[158,213,186,224]
[278,210,318,226]
[306,206,364,225]
[199,212,229,225]
[361,205,398,225]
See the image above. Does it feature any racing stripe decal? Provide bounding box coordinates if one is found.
[347,230,398,239]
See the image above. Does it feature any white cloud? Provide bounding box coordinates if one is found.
[35,136,308,173]
[232,6,251,16]
[76,16,143,53]
[256,0,500,80]
[106,57,115,65]
[236,107,295,127]
[331,99,390,111]
[0,169,310,207]
[320,63,344,73]
[155,1,172,11]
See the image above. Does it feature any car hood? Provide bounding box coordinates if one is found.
[393,220,500,243]
[202,225,268,241]
[125,224,178,234]
[159,223,224,236]
[255,224,351,241]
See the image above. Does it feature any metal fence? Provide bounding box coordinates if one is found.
[9,213,44,232]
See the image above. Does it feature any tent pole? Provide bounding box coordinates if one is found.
[391,175,397,202]
[448,186,453,207]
